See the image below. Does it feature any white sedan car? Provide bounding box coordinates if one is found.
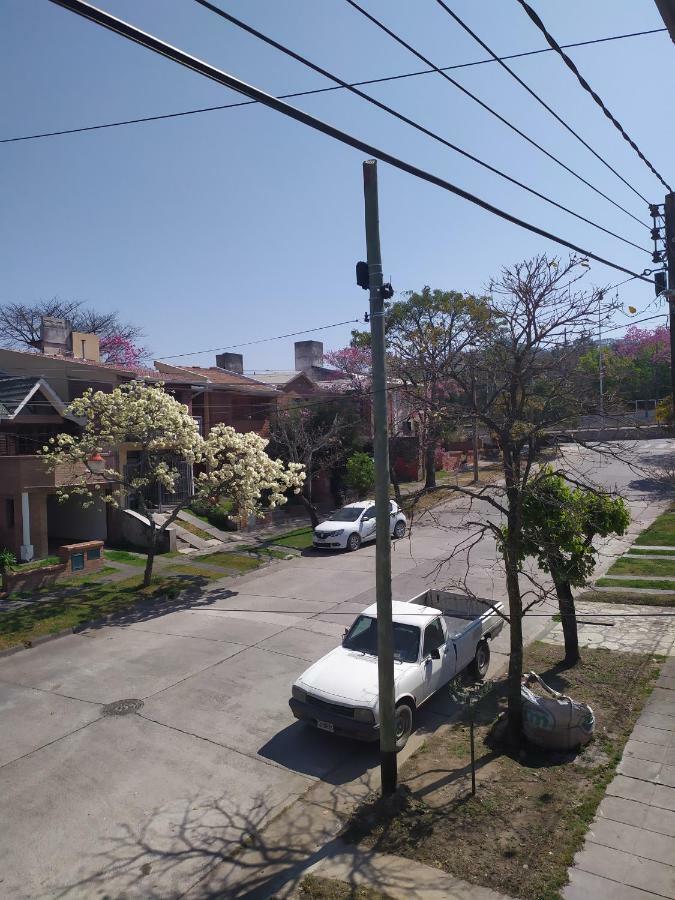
[313,500,407,551]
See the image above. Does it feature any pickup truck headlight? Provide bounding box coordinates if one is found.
[292,685,307,703]
[354,707,375,724]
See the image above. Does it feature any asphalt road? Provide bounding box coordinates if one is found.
[0,441,671,898]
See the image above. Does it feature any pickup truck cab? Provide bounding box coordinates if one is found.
[289,590,504,750]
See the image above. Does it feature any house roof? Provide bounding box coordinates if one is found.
[0,376,79,421]
[153,361,280,394]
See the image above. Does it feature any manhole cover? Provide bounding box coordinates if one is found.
[102,698,144,717]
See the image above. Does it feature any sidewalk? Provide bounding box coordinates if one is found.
[564,658,675,899]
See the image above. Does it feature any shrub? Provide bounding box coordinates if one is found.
[0,548,16,573]
[345,452,375,499]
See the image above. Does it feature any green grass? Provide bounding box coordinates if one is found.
[198,551,261,572]
[298,875,390,899]
[597,576,675,591]
[607,556,675,577]
[13,556,60,572]
[628,547,675,557]
[634,505,675,546]
[104,549,147,567]
[273,526,314,550]
[0,574,204,650]
[164,564,230,580]
[579,589,675,607]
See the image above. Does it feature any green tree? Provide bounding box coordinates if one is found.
[518,468,629,664]
[345,452,375,499]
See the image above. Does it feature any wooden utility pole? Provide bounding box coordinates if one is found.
[665,192,675,410]
[363,159,397,796]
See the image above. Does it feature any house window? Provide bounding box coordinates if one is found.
[5,498,15,528]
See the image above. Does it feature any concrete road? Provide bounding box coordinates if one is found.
[0,441,671,898]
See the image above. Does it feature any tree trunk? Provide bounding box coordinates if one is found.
[551,569,580,665]
[299,492,320,528]
[143,520,157,588]
[389,463,402,505]
[504,558,524,749]
[424,441,436,489]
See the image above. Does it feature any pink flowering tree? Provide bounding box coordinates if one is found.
[99,334,150,368]
[615,325,670,365]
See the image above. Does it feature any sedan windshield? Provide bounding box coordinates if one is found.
[327,507,364,522]
[343,615,420,664]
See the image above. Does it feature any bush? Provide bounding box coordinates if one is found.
[345,452,375,499]
[0,548,16,573]
[189,498,236,530]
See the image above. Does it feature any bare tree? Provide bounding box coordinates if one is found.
[0,298,146,358]
[412,256,620,746]
[268,406,347,527]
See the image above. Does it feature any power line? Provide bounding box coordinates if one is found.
[45,0,656,285]
[343,0,648,230]
[515,0,672,193]
[1,27,666,145]
[434,0,651,205]
[154,319,361,361]
[191,0,648,255]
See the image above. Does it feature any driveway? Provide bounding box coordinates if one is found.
[0,441,671,898]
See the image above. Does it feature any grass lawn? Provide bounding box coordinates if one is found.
[607,556,675,577]
[628,547,675,557]
[12,555,60,572]
[198,551,261,572]
[634,505,675,546]
[596,576,675,591]
[297,875,390,899]
[344,641,661,900]
[104,549,147,567]
[273,526,314,550]
[579,588,675,607]
[0,574,206,651]
[164,564,231,580]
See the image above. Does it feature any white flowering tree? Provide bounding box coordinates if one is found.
[42,381,305,586]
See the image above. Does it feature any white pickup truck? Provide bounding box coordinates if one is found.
[289,590,504,750]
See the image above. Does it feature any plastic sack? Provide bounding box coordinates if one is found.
[521,671,595,750]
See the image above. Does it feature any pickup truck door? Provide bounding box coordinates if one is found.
[420,617,455,701]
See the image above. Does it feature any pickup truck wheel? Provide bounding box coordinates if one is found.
[470,640,490,680]
[393,521,406,539]
[346,533,361,552]
[394,701,414,752]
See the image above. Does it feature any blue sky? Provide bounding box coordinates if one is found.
[2,1,673,370]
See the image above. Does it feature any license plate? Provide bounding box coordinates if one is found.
[316,720,334,733]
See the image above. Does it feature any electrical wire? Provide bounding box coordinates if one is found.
[434,1,652,207]
[191,0,648,255]
[1,27,666,145]
[343,0,649,229]
[45,0,656,285]
[515,0,672,194]
[154,319,360,360]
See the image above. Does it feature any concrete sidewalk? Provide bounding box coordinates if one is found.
[564,656,675,900]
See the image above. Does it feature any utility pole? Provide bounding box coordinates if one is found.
[598,291,604,421]
[363,159,397,796]
[471,375,479,484]
[665,192,675,411]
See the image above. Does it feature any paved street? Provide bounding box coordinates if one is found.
[0,442,672,898]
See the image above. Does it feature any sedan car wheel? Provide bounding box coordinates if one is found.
[393,521,406,539]
[347,533,361,552]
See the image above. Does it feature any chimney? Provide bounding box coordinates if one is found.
[216,352,244,375]
[40,317,71,356]
[294,340,323,372]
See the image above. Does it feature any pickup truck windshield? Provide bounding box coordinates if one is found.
[327,508,364,522]
[343,615,420,663]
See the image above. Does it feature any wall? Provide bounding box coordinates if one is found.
[47,494,107,542]
[108,507,176,553]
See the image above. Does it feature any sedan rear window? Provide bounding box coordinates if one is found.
[343,615,420,663]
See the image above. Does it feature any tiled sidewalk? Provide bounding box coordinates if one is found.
[564,656,675,899]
